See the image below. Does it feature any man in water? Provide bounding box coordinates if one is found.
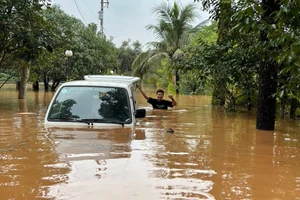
[137,85,177,109]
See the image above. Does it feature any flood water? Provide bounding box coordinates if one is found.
[0,84,300,200]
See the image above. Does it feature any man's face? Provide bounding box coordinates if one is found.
[156,92,164,101]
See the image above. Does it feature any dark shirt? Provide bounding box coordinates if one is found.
[147,97,173,110]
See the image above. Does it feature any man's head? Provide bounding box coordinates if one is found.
[156,89,164,101]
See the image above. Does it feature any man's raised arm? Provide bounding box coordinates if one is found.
[137,84,149,100]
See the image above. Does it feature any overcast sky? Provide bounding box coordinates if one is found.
[51,0,209,48]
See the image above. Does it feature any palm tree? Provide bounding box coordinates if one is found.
[132,1,203,93]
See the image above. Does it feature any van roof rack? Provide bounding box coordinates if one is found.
[84,75,140,85]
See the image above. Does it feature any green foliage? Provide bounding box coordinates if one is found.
[0,0,55,97]
[179,69,211,95]
[0,0,53,66]
[132,1,199,83]
[176,23,216,95]
[193,0,299,124]
[181,1,262,110]
[117,39,142,75]
[141,59,171,88]
[190,22,218,46]
[167,82,176,94]
[70,24,118,80]
[38,5,119,84]
[0,72,18,82]
[0,2,122,91]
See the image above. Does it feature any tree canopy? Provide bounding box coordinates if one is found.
[0,0,299,129]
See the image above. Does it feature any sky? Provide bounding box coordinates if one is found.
[51,0,209,48]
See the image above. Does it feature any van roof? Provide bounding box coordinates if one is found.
[84,75,140,85]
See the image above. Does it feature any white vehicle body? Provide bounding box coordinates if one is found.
[44,75,145,128]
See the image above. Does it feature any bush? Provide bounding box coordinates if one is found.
[179,70,211,95]
[0,73,18,82]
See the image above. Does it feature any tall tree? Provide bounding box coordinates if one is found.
[213,0,233,106]
[0,0,53,98]
[117,39,142,75]
[40,5,118,90]
[196,0,300,130]
[256,0,280,130]
[132,1,199,93]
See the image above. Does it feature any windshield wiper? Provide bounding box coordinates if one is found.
[50,117,125,126]
[80,118,125,126]
[50,117,94,125]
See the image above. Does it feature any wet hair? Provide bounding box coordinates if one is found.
[156,89,164,94]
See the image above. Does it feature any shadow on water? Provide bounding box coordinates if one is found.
[0,84,300,199]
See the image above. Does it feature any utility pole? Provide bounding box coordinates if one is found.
[98,0,109,36]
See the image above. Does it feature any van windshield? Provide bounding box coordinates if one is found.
[48,86,132,124]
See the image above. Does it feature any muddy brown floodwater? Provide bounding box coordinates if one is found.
[0,84,300,200]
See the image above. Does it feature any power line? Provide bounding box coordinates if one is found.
[80,0,97,19]
[74,0,87,25]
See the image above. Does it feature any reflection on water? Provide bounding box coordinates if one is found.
[0,84,300,199]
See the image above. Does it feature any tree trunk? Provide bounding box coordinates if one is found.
[225,89,236,111]
[51,79,60,91]
[212,80,226,106]
[290,98,298,120]
[256,0,280,130]
[279,97,286,118]
[256,61,278,130]
[33,80,39,91]
[212,0,231,106]
[16,81,20,90]
[247,95,252,111]
[43,71,49,91]
[175,70,180,94]
[18,63,30,99]
[44,78,49,92]
[217,0,232,43]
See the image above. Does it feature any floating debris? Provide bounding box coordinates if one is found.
[166,128,174,133]
[16,112,36,115]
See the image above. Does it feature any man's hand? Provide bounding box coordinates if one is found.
[136,84,141,90]
[168,95,177,106]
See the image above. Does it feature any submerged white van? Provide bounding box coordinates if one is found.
[44,75,146,128]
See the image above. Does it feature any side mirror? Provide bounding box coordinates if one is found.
[135,109,146,118]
